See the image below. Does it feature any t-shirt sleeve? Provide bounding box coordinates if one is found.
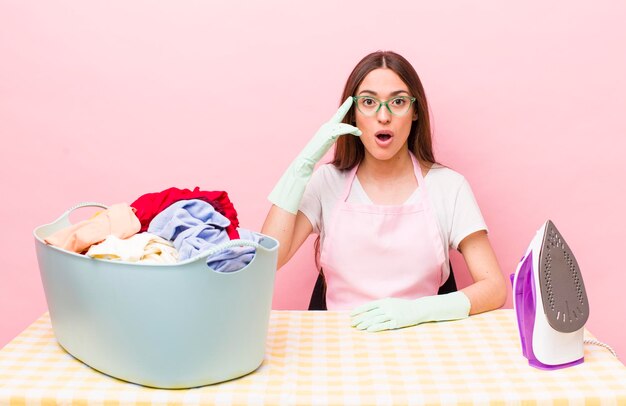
[450,178,488,250]
[298,166,325,235]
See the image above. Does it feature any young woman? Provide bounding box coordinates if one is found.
[262,51,506,332]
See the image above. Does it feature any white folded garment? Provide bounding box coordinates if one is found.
[86,232,178,264]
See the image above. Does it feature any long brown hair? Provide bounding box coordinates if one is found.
[332,50,436,170]
[313,51,437,286]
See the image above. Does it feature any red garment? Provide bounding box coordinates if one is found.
[130,187,240,239]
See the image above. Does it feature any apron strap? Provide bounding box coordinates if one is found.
[410,153,447,267]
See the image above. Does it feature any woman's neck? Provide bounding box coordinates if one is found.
[355,148,422,205]
[357,149,414,183]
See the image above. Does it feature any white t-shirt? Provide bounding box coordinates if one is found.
[299,162,488,274]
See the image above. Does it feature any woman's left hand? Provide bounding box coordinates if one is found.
[350,292,471,332]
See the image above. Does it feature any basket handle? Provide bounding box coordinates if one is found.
[197,239,264,259]
[54,202,109,225]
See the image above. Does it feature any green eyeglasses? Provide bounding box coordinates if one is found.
[352,95,417,117]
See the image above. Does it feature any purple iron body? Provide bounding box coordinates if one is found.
[511,220,589,370]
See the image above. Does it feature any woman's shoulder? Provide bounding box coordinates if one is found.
[423,164,475,206]
[309,163,349,194]
[314,163,350,180]
[425,163,467,186]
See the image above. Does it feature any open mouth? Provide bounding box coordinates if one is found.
[375,131,394,145]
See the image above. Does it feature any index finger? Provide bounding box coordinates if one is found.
[350,300,380,317]
[329,96,354,124]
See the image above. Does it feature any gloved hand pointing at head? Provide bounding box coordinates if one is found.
[268,97,361,214]
[350,292,471,332]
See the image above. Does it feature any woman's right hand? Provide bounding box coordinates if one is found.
[297,96,361,169]
[268,97,361,214]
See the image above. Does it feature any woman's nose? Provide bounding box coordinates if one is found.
[376,105,391,124]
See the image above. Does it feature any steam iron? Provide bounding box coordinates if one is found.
[511,220,589,370]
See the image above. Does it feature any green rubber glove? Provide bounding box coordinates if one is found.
[350,291,471,332]
[268,97,361,214]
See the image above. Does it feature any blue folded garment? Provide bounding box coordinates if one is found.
[148,199,231,260]
[206,228,262,273]
[147,199,259,272]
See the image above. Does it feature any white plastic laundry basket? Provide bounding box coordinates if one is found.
[33,203,279,389]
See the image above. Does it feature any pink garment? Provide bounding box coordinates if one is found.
[45,203,141,253]
[320,153,447,310]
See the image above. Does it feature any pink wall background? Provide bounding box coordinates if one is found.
[2,1,625,361]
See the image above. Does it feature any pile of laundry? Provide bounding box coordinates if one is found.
[44,187,262,273]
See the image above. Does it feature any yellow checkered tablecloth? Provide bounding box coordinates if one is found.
[0,309,625,405]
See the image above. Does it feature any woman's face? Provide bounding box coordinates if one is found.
[354,68,416,162]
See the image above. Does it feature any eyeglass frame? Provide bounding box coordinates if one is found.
[352,95,417,117]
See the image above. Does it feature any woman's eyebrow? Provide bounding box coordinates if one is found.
[358,89,410,96]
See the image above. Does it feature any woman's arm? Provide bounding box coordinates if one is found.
[261,207,313,270]
[263,98,359,269]
[351,230,507,332]
[458,230,507,314]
